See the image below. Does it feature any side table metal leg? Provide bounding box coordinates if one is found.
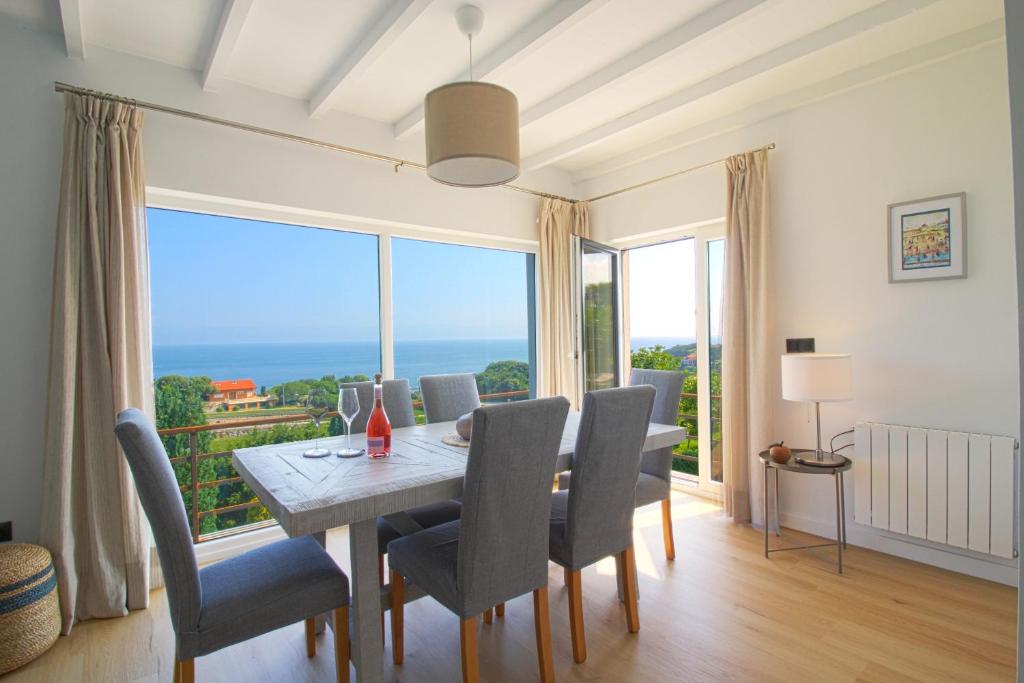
[840,472,848,548]
[834,472,843,575]
[774,469,781,537]
[764,461,769,559]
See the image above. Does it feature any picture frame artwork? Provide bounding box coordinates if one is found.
[887,192,966,283]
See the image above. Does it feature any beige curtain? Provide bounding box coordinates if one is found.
[721,149,775,524]
[40,93,153,633]
[538,198,590,406]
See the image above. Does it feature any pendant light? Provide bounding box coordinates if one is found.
[424,5,520,188]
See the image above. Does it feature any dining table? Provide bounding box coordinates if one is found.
[233,411,686,682]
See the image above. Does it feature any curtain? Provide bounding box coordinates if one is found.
[538,198,590,406]
[40,93,153,633]
[721,149,775,524]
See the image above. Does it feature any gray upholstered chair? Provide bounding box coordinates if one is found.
[114,409,350,683]
[387,397,570,683]
[419,372,481,423]
[558,368,684,561]
[338,378,415,435]
[549,386,655,663]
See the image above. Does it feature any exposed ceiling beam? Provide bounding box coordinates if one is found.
[309,0,433,119]
[523,0,940,171]
[520,0,768,129]
[392,0,611,139]
[571,20,1005,185]
[202,0,255,92]
[58,0,85,60]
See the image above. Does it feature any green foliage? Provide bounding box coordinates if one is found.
[476,360,530,396]
[155,375,214,456]
[267,374,370,408]
[583,282,616,390]
[630,345,680,372]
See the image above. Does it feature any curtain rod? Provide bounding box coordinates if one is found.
[54,82,774,206]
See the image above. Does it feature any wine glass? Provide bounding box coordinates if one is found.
[302,388,331,458]
[336,387,363,458]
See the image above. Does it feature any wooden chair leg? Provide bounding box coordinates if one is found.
[533,587,555,683]
[483,607,493,624]
[661,498,676,561]
[305,617,316,657]
[379,554,386,648]
[178,659,194,683]
[566,569,586,663]
[495,602,505,618]
[390,570,405,665]
[173,658,181,683]
[619,547,640,633]
[460,616,480,683]
[333,606,350,683]
[563,566,571,588]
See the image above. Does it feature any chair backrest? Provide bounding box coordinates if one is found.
[630,368,684,482]
[565,386,655,565]
[419,373,481,423]
[339,378,416,433]
[457,397,570,616]
[114,408,201,637]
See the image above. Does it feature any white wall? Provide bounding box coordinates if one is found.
[585,42,1020,584]
[0,18,571,544]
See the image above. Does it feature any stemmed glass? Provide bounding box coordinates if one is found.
[302,387,331,458]
[336,387,363,458]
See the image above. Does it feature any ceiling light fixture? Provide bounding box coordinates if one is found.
[424,5,520,188]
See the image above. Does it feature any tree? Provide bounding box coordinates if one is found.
[630,345,681,372]
[476,360,530,396]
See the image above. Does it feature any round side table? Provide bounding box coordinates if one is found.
[759,449,852,574]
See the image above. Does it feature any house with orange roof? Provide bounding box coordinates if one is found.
[206,379,271,412]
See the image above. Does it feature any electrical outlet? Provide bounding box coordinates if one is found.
[786,337,815,353]
[0,521,11,543]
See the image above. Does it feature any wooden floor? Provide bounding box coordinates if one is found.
[8,492,1017,682]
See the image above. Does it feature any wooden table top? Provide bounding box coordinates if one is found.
[233,411,686,537]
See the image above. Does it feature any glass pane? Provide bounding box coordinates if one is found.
[626,239,697,476]
[148,208,381,540]
[707,239,725,483]
[581,243,619,391]
[391,237,536,421]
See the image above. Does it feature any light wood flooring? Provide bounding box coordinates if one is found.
[6,492,1017,682]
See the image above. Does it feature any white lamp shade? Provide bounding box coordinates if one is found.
[781,353,852,402]
[424,81,520,187]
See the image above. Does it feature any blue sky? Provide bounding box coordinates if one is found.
[147,208,531,345]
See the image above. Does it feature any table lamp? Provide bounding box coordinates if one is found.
[781,353,852,466]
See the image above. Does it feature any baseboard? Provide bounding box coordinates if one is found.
[777,509,1018,586]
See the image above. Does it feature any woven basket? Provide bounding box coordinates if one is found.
[0,544,61,675]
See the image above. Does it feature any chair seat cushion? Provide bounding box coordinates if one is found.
[376,500,463,554]
[194,536,349,658]
[387,520,462,615]
[635,472,670,508]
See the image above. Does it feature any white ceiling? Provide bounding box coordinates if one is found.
[3,0,1005,181]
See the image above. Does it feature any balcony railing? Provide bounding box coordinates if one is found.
[157,389,531,543]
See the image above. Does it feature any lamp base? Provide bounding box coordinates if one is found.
[795,449,847,467]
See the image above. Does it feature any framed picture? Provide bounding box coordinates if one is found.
[887,192,966,283]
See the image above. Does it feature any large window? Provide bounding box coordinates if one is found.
[391,237,536,414]
[148,208,381,539]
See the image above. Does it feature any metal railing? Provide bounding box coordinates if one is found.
[157,389,531,543]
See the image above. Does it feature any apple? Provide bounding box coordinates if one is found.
[769,441,791,463]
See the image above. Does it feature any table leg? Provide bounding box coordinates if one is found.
[774,469,781,537]
[840,472,848,548]
[763,461,769,559]
[834,472,843,575]
[349,519,385,682]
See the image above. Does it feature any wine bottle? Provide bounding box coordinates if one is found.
[366,373,391,458]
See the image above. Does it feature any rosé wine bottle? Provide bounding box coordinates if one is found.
[366,373,391,458]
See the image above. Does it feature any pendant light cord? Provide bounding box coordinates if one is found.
[468,34,474,81]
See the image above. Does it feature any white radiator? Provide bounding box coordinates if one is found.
[853,422,1018,559]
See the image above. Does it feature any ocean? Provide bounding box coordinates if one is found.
[152,339,529,390]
